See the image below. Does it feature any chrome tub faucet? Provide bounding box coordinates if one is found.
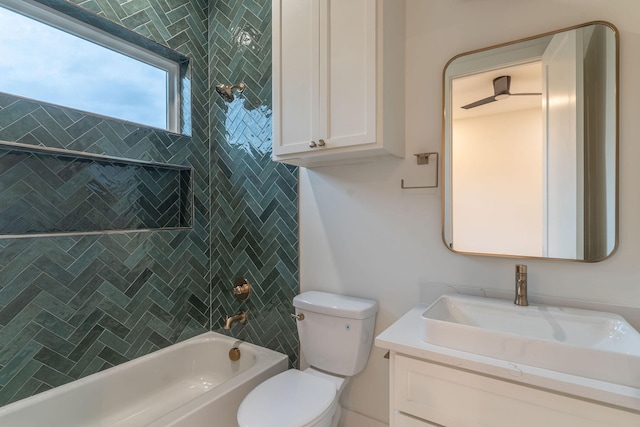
[514,264,528,306]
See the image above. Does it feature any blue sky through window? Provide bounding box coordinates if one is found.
[0,6,168,130]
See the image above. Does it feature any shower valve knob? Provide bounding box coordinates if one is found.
[232,277,251,301]
[309,141,317,148]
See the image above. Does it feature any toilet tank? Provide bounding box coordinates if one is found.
[293,291,378,376]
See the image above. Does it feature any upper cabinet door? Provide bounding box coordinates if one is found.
[272,0,320,156]
[273,0,405,167]
[321,0,377,149]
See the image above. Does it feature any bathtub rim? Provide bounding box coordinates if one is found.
[0,330,289,422]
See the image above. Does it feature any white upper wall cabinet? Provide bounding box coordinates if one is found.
[272,0,405,167]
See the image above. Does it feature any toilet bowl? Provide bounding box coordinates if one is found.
[237,368,345,427]
[237,291,378,427]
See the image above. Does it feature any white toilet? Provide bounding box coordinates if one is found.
[237,291,378,427]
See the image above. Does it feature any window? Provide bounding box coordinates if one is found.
[0,0,182,132]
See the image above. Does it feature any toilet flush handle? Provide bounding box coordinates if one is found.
[290,313,305,321]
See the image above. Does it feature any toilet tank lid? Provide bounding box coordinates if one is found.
[293,291,378,319]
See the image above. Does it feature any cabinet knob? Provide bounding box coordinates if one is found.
[309,141,317,148]
[318,139,326,146]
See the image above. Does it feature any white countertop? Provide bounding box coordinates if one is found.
[375,305,640,413]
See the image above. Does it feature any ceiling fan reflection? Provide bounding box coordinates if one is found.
[461,75,541,109]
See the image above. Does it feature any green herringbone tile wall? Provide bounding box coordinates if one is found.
[208,0,299,367]
[0,0,300,407]
[0,0,210,405]
[0,144,193,235]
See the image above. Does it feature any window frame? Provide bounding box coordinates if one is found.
[0,0,181,133]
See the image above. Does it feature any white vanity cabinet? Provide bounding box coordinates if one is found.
[376,306,640,427]
[389,353,639,427]
[272,0,405,167]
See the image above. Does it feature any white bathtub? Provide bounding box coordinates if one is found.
[0,332,288,427]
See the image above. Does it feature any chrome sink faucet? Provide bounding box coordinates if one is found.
[514,264,528,306]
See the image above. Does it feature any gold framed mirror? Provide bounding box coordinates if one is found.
[442,22,618,262]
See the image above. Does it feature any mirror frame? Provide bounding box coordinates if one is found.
[441,21,619,262]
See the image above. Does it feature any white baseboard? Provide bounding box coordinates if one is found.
[339,408,388,427]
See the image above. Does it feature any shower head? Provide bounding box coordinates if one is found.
[216,83,246,102]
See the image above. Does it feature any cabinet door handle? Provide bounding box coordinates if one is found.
[309,141,317,148]
[318,139,326,147]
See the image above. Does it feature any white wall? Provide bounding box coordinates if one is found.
[299,1,640,425]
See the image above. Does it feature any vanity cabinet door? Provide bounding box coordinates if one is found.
[395,411,442,427]
[393,354,639,427]
[272,0,404,167]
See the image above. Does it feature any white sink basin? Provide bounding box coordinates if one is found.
[420,294,640,387]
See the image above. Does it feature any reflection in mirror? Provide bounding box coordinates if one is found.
[443,22,618,261]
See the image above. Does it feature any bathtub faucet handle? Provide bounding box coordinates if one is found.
[232,277,251,302]
[290,313,304,321]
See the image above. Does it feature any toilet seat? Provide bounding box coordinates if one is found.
[237,369,337,427]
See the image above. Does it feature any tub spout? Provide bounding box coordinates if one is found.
[223,311,247,329]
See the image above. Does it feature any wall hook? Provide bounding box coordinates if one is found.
[400,152,439,189]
